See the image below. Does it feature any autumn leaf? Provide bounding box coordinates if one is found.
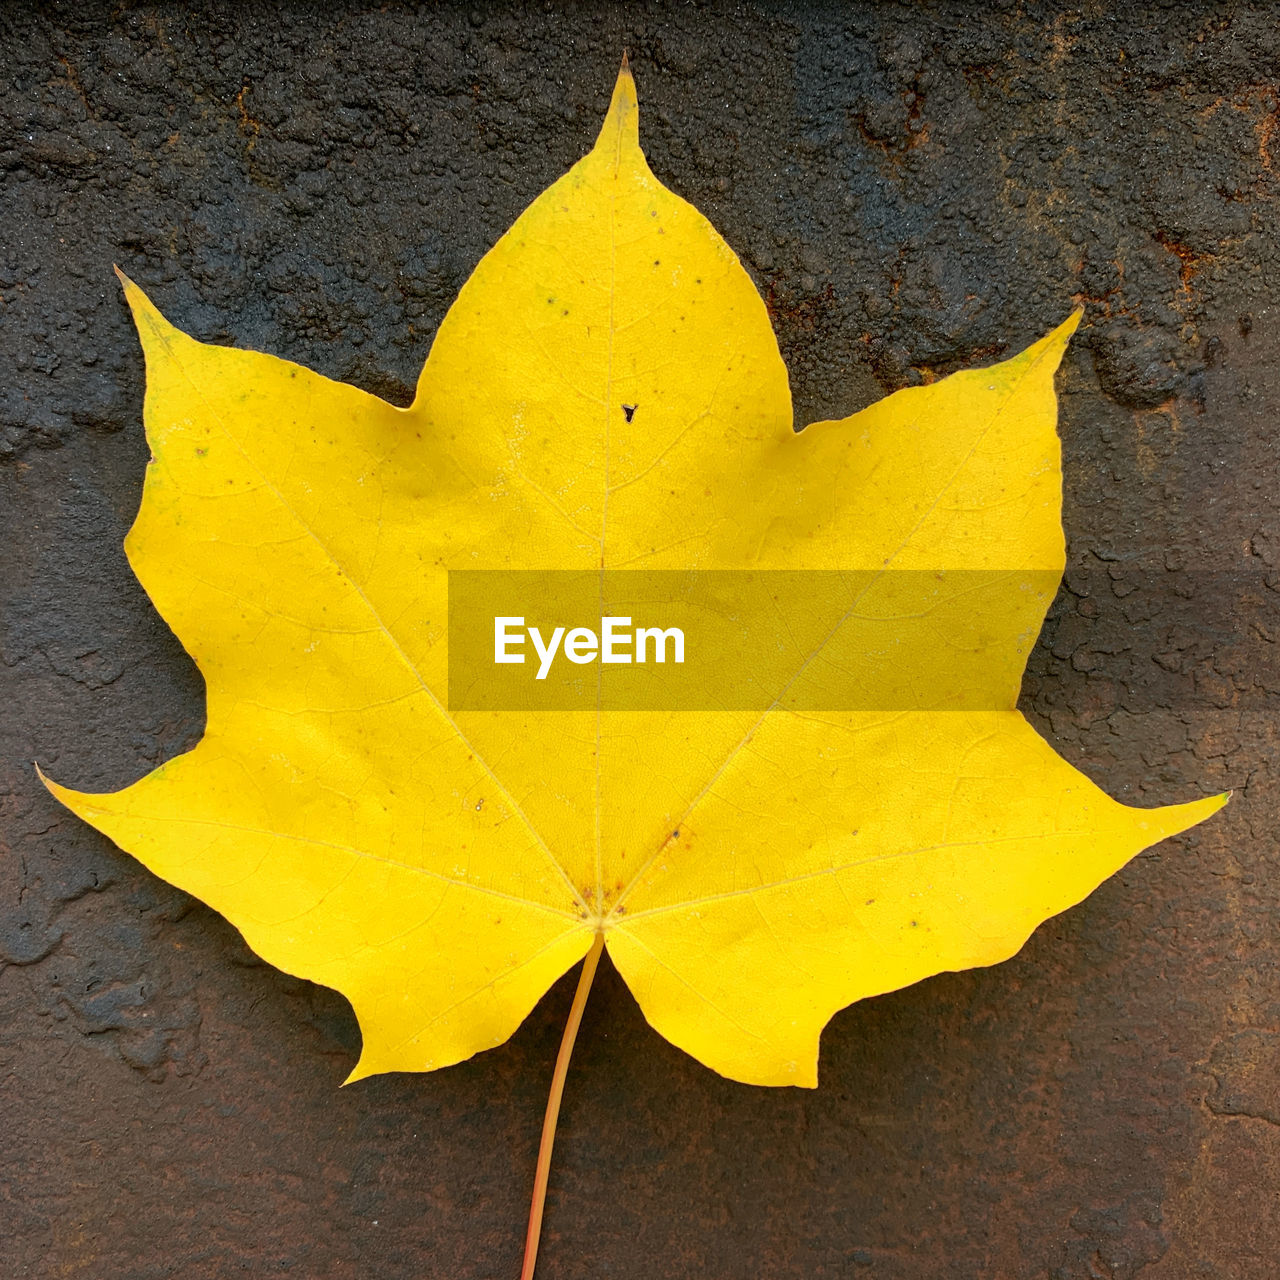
[44,61,1224,1103]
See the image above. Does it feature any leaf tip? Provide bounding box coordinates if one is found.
[1144,788,1229,845]
[34,761,88,820]
[114,271,182,348]
[596,53,640,156]
[34,760,64,801]
[340,1058,374,1087]
[1008,308,1083,381]
[1203,788,1232,815]
[341,1035,389,1085]
[1044,306,1083,356]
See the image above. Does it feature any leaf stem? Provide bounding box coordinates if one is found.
[520,930,605,1280]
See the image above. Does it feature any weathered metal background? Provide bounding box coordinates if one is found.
[2,3,1275,1277]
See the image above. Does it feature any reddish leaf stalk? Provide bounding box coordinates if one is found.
[520,931,605,1280]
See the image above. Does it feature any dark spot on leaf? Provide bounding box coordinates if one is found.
[622,404,637,422]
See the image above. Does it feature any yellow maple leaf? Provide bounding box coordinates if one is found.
[44,62,1223,1102]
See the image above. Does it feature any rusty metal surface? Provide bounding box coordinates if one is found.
[1,3,1275,1276]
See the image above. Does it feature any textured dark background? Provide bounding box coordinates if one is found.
[2,2,1277,1277]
